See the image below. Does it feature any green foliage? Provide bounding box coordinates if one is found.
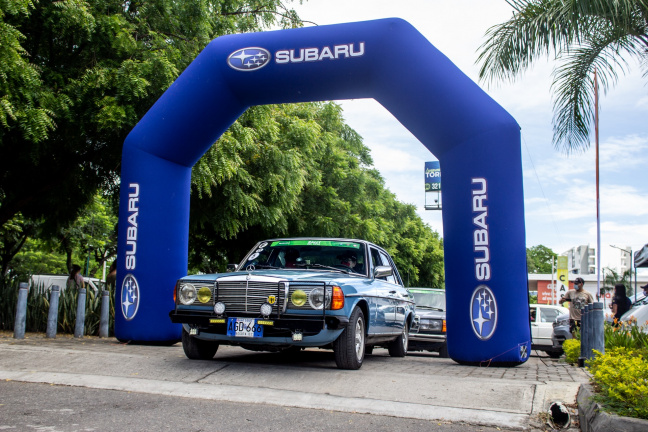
[604,319,648,351]
[588,347,648,419]
[0,0,304,234]
[602,267,633,296]
[563,338,580,364]
[477,0,648,153]
[5,192,117,280]
[529,295,537,304]
[188,102,445,287]
[526,244,557,274]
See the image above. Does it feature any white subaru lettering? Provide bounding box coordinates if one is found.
[275,42,365,64]
[472,178,490,281]
[125,183,139,270]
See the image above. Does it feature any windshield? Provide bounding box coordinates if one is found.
[242,240,366,275]
[410,290,445,310]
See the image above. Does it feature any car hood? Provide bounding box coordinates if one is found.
[414,307,446,319]
[181,269,368,284]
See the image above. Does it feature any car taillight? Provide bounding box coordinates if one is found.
[331,286,344,310]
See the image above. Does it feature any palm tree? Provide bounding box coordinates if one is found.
[477,0,648,153]
[602,266,632,294]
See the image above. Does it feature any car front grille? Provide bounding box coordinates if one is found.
[179,279,288,315]
[216,280,286,314]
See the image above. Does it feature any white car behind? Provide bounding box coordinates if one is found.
[530,304,569,358]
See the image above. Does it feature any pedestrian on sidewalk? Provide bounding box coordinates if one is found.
[67,264,85,290]
[610,283,631,325]
[559,277,593,334]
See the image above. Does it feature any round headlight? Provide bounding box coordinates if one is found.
[214,302,225,315]
[291,289,307,307]
[308,287,331,310]
[260,302,272,317]
[179,283,197,305]
[197,287,212,304]
[213,301,225,314]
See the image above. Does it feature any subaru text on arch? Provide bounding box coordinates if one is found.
[169,238,415,369]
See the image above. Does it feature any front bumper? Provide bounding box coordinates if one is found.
[169,310,349,346]
[551,326,572,350]
[408,331,446,352]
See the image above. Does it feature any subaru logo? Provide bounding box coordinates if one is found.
[470,285,497,340]
[228,47,271,71]
[121,274,140,321]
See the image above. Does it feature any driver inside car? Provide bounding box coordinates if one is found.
[338,251,362,273]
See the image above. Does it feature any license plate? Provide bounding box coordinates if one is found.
[226,318,263,338]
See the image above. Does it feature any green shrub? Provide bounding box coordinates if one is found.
[587,348,648,419]
[604,320,648,351]
[563,338,580,364]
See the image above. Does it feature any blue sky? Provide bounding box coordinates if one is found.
[293,0,648,275]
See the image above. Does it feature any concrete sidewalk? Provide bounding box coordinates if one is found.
[0,333,589,430]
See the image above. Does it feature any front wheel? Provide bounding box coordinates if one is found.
[182,329,219,360]
[333,307,365,370]
[387,321,409,357]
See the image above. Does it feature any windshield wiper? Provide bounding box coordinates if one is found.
[295,263,349,274]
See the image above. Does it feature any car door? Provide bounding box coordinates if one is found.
[378,249,406,334]
[369,247,394,335]
[530,305,540,343]
[536,306,563,346]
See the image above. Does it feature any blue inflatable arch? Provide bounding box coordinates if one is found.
[116,18,531,364]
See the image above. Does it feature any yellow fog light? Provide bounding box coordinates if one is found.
[197,287,212,303]
[291,289,307,307]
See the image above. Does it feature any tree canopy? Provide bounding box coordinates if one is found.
[0,0,303,232]
[526,244,557,273]
[477,0,648,153]
[189,102,445,287]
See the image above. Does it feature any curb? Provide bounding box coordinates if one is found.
[577,384,648,432]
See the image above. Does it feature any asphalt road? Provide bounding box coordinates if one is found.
[0,380,504,432]
[0,333,589,431]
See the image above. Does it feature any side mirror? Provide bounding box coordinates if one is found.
[373,265,392,279]
[226,264,238,272]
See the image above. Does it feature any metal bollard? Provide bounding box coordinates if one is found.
[74,288,87,338]
[46,285,61,338]
[586,304,594,359]
[13,282,29,339]
[99,289,110,338]
[590,302,605,358]
[578,304,589,366]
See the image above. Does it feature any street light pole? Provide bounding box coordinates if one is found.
[610,245,635,301]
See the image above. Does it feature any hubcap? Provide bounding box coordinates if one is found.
[354,317,365,360]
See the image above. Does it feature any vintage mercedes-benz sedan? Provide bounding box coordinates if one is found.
[169,238,415,369]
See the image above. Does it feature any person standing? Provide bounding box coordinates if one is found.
[67,264,85,290]
[610,283,632,324]
[559,277,594,333]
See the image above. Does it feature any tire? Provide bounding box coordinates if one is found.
[333,307,365,370]
[438,343,449,358]
[388,321,409,357]
[548,350,563,359]
[182,329,219,360]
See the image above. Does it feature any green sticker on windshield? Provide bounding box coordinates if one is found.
[270,240,360,249]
